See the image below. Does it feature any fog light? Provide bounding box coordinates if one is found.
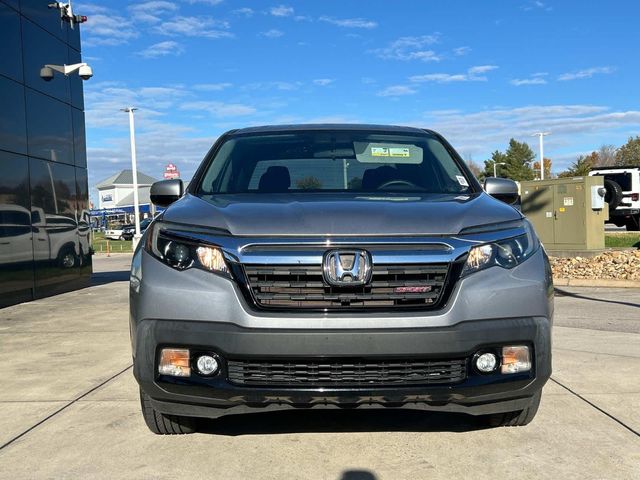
[196,355,219,375]
[475,352,498,373]
[158,348,190,377]
[501,345,531,374]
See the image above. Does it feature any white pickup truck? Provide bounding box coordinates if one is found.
[0,205,90,269]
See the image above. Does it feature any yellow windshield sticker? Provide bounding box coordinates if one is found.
[371,147,389,157]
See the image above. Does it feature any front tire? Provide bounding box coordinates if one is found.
[486,390,541,427]
[140,389,197,435]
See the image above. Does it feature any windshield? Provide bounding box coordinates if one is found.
[196,131,472,195]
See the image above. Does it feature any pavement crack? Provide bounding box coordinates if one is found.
[0,364,133,453]
[550,377,639,438]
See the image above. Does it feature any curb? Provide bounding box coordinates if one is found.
[553,277,640,288]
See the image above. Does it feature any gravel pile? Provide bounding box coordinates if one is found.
[550,249,640,281]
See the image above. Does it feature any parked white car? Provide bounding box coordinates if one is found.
[104,227,126,241]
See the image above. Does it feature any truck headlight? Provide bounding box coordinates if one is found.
[462,220,539,276]
[145,222,229,275]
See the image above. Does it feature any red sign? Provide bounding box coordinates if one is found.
[163,163,180,179]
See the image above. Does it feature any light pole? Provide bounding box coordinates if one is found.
[122,107,141,248]
[493,161,506,178]
[532,132,550,180]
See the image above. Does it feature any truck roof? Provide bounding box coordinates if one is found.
[229,123,432,136]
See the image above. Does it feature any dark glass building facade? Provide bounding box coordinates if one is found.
[0,0,90,307]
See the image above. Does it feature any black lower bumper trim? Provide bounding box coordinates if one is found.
[133,317,552,417]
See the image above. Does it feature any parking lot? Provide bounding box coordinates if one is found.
[0,254,638,480]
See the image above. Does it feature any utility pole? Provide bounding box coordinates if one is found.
[122,107,141,248]
[493,161,506,178]
[532,132,550,180]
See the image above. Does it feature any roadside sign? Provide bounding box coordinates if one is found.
[163,163,180,179]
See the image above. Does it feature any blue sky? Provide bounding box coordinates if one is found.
[78,0,640,202]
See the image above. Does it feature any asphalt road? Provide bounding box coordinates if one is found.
[0,254,638,480]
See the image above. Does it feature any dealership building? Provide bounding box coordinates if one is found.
[92,169,158,227]
[0,0,90,307]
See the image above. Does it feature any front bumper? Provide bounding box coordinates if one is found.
[134,316,552,418]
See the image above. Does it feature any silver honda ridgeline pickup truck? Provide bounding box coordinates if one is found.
[130,124,553,434]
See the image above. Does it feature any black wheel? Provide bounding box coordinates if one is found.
[625,215,640,231]
[140,389,197,435]
[118,235,125,241]
[57,247,78,268]
[603,179,623,211]
[486,390,542,427]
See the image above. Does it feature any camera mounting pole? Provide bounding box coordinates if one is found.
[43,63,88,76]
[48,0,87,28]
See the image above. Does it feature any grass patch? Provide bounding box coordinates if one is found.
[92,232,133,253]
[605,233,640,248]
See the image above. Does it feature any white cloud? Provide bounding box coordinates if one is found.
[80,7,139,46]
[523,0,552,11]
[128,1,179,23]
[319,16,377,29]
[243,81,302,91]
[558,66,615,81]
[468,65,498,75]
[313,78,334,86]
[511,77,547,86]
[377,85,418,97]
[137,41,184,58]
[410,73,468,83]
[453,46,471,56]
[260,29,284,38]
[193,83,233,91]
[373,35,440,61]
[183,0,224,4]
[410,65,498,83]
[415,104,640,170]
[270,5,294,17]
[180,101,258,117]
[233,7,254,16]
[153,16,233,38]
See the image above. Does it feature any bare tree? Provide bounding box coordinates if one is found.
[597,144,617,166]
[465,159,483,179]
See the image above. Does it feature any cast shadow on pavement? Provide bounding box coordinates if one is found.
[554,287,640,309]
[198,408,489,436]
[339,471,377,480]
[91,270,130,286]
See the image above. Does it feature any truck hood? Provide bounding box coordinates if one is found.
[161,192,522,236]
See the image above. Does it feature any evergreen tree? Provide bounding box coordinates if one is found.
[483,139,536,181]
[558,153,596,178]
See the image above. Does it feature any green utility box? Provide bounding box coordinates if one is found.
[521,176,608,253]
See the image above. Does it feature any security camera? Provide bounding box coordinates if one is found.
[40,66,55,81]
[78,64,93,80]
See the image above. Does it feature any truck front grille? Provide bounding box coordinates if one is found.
[243,263,449,310]
[227,358,467,387]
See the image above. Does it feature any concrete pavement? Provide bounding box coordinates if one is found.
[0,254,638,479]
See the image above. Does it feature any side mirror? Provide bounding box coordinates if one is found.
[484,177,519,205]
[150,179,183,207]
